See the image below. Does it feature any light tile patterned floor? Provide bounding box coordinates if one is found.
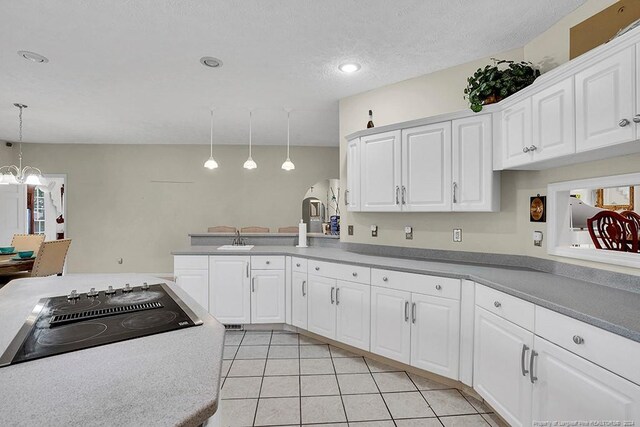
[218,330,503,427]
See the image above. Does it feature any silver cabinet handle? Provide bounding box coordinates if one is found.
[452,182,457,204]
[528,145,538,151]
[572,335,584,345]
[404,301,409,322]
[411,302,416,324]
[402,186,406,205]
[330,287,335,304]
[315,266,320,271]
[435,284,442,290]
[619,118,630,127]
[521,344,530,377]
[251,277,255,292]
[266,260,270,265]
[302,280,306,297]
[395,186,400,204]
[494,301,501,308]
[382,276,388,282]
[529,350,538,383]
[522,146,530,153]
[246,263,249,278]
[336,288,340,305]
[345,189,349,206]
[633,115,640,124]
[352,272,358,277]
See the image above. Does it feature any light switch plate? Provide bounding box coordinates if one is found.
[453,229,462,242]
[348,225,354,236]
[371,225,378,237]
[405,226,413,240]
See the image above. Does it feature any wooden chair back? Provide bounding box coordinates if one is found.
[278,226,299,233]
[241,226,270,233]
[207,226,237,233]
[31,239,72,277]
[621,210,640,232]
[587,211,638,252]
[11,234,45,254]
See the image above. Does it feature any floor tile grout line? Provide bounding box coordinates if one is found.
[329,343,349,424]
[251,330,273,426]
[407,373,446,427]
[364,355,396,426]
[298,333,302,426]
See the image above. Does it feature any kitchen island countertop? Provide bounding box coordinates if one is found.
[0,274,224,427]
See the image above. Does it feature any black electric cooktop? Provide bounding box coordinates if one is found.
[0,283,202,367]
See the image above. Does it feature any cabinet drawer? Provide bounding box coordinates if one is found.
[251,256,285,270]
[174,255,209,270]
[292,257,307,273]
[475,284,534,331]
[372,269,460,300]
[308,260,370,284]
[535,306,640,385]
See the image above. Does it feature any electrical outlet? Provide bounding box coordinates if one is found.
[405,226,413,240]
[371,225,378,237]
[453,229,462,242]
[348,225,354,236]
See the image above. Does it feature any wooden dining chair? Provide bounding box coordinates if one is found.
[587,211,638,252]
[241,226,270,233]
[621,211,640,231]
[207,226,237,233]
[278,226,299,233]
[11,234,45,254]
[30,239,72,277]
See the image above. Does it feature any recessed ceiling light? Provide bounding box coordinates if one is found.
[17,50,49,63]
[200,56,223,68]
[339,63,361,73]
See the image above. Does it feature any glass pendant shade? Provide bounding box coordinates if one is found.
[204,109,219,170]
[282,110,295,171]
[244,110,257,170]
[24,173,43,186]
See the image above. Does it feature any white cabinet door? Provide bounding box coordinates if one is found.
[346,138,361,212]
[531,77,575,162]
[174,269,209,311]
[532,336,640,422]
[360,130,402,212]
[209,256,251,324]
[370,286,411,364]
[251,270,285,324]
[474,307,533,427]
[410,293,460,380]
[452,115,496,212]
[291,271,308,329]
[576,46,635,152]
[307,275,337,339]
[501,98,533,168]
[401,123,452,211]
[336,280,370,351]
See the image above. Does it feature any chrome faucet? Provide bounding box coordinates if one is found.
[232,230,247,246]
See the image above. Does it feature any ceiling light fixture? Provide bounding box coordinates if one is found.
[200,56,223,68]
[281,109,295,171]
[243,110,257,170]
[0,104,44,186]
[339,62,361,73]
[17,50,49,63]
[203,109,219,170]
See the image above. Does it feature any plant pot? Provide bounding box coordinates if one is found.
[483,94,501,105]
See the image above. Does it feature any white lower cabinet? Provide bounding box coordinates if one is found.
[370,286,412,364]
[473,306,533,427]
[209,256,251,324]
[291,271,308,329]
[410,293,460,379]
[174,255,209,311]
[307,275,337,339]
[335,280,370,351]
[531,336,640,422]
[251,270,285,324]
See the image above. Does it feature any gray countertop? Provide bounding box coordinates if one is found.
[0,274,225,427]
[174,246,640,343]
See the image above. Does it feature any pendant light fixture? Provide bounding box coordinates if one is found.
[0,103,44,186]
[243,110,257,170]
[203,109,219,170]
[281,109,295,171]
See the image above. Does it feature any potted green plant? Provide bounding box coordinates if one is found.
[464,59,540,112]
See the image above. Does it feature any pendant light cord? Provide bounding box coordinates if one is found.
[249,110,253,157]
[209,109,214,157]
[18,104,24,168]
[287,110,290,157]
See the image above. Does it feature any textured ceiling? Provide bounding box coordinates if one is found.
[0,0,584,146]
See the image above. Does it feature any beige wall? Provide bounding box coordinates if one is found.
[339,0,640,275]
[15,143,338,273]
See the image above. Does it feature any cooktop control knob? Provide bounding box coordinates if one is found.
[105,285,116,295]
[122,283,132,293]
[87,287,99,298]
[67,290,79,300]
[142,282,149,291]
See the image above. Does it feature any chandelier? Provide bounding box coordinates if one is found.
[0,103,44,185]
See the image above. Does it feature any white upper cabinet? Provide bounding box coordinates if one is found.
[531,77,576,161]
[360,130,402,212]
[401,123,452,211]
[575,46,636,152]
[500,98,532,169]
[452,115,498,211]
[209,256,251,324]
[345,138,361,211]
[250,270,285,324]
